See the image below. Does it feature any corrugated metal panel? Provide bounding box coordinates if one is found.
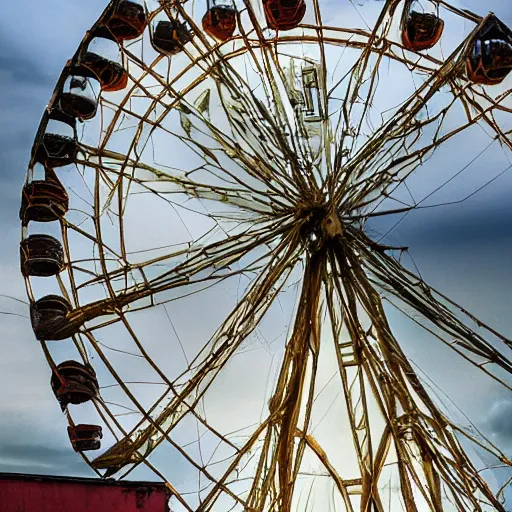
[0,473,170,512]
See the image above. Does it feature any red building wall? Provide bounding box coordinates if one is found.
[0,473,170,512]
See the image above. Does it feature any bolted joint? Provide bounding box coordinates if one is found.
[321,211,343,239]
[298,203,344,252]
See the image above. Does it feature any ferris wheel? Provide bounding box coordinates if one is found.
[21,0,512,510]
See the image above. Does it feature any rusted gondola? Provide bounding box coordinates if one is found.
[401,2,444,51]
[58,65,100,120]
[20,235,64,277]
[51,360,99,410]
[466,14,512,85]
[263,0,306,31]
[202,0,237,42]
[78,28,129,93]
[152,19,193,55]
[105,0,147,41]
[34,111,78,168]
[20,177,69,225]
[68,424,103,452]
[30,295,74,341]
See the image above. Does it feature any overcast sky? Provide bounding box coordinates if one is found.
[0,0,511,508]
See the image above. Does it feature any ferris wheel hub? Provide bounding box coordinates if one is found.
[297,202,344,251]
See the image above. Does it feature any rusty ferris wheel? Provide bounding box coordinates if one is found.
[20,0,512,510]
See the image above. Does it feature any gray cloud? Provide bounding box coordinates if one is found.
[368,196,512,249]
[0,2,109,479]
[0,443,90,475]
[0,35,52,86]
[0,382,93,475]
[487,400,512,447]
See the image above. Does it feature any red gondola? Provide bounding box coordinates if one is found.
[20,235,64,277]
[78,28,129,93]
[202,1,237,42]
[106,0,147,42]
[68,424,103,452]
[466,14,512,86]
[401,9,444,51]
[51,360,99,410]
[263,0,306,31]
[79,51,128,93]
